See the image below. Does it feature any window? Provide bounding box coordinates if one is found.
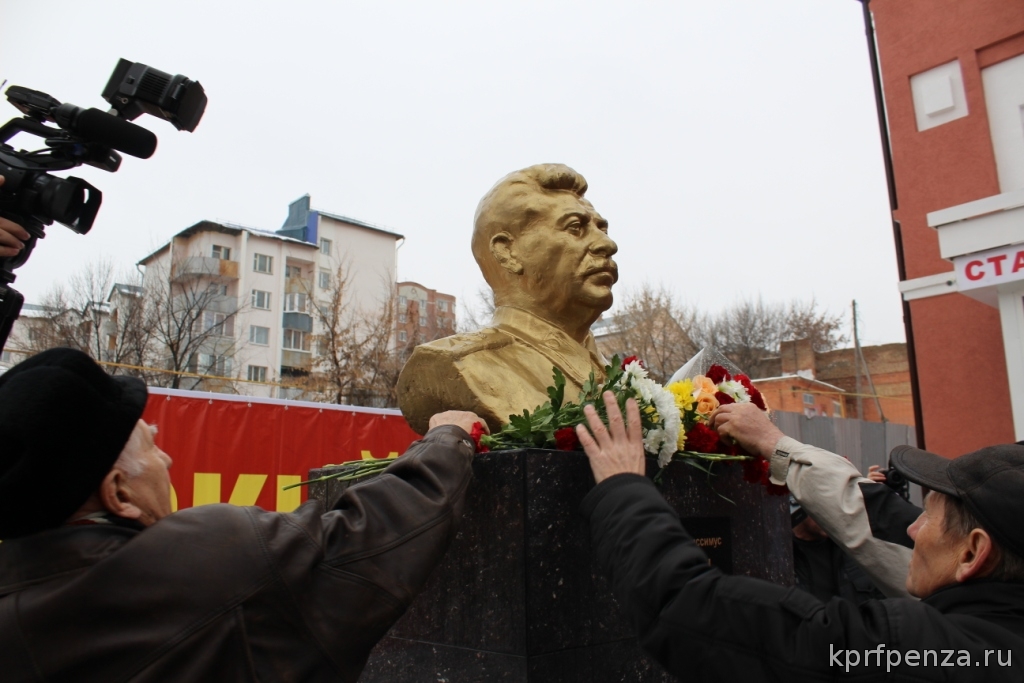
[803,393,815,405]
[207,283,228,296]
[399,295,407,307]
[247,365,267,382]
[202,312,234,336]
[419,316,427,327]
[249,325,270,345]
[438,317,447,329]
[398,311,407,323]
[833,400,843,417]
[1,350,12,363]
[192,354,232,377]
[211,245,231,260]
[319,238,332,256]
[253,253,273,274]
[285,265,302,278]
[438,300,448,312]
[398,330,407,343]
[282,329,310,351]
[284,292,308,313]
[252,290,271,310]
[319,269,331,289]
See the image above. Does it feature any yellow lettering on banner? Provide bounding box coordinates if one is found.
[169,483,179,513]
[228,474,268,506]
[360,450,399,461]
[193,473,222,506]
[277,475,302,512]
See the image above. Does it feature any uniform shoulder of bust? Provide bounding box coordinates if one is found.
[411,327,515,362]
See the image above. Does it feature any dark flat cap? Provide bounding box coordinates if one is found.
[0,348,147,538]
[891,443,1024,558]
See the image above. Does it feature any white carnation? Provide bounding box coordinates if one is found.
[718,380,750,403]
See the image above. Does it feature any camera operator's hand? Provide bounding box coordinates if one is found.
[576,391,645,484]
[0,177,31,257]
[867,465,888,483]
[709,402,784,459]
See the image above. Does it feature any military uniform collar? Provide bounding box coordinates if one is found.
[492,306,607,387]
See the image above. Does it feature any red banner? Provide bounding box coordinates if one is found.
[142,388,420,512]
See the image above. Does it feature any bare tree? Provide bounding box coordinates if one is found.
[301,264,400,406]
[457,285,495,333]
[597,285,702,383]
[144,254,242,391]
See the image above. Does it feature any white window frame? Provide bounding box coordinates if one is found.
[319,269,331,289]
[284,292,308,313]
[211,244,231,260]
[252,289,271,310]
[249,325,270,345]
[282,328,311,352]
[253,253,273,274]
[319,238,332,256]
[247,365,267,382]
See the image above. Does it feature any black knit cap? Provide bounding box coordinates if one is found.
[0,348,147,538]
[890,443,1024,558]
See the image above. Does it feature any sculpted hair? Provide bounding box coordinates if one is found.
[471,164,589,289]
[942,493,1024,582]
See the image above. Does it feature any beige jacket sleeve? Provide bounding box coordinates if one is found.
[769,436,914,599]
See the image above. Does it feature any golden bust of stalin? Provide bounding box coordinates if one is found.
[397,163,618,434]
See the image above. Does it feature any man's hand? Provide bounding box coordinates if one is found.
[709,402,784,459]
[867,465,887,483]
[576,391,645,484]
[428,410,487,436]
[0,177,31,258]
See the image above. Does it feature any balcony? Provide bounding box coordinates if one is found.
[281,350,312,371]
[172,256,239,281]
[282,312,313,332]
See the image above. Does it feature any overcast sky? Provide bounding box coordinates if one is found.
[1,0,904,345]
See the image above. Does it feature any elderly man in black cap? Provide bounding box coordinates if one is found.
[576,394,1024,681]
[0,348,485,682]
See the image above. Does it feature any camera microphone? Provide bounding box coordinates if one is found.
[53,105,157,159]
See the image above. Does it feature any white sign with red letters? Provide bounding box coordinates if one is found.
[954,242,1024,291]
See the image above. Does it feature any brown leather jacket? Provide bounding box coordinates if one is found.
[0,425,475,683]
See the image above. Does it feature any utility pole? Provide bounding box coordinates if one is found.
[853,300,863,420]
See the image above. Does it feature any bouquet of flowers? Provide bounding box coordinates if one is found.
[480,351,786,495]
[289,350,787,497]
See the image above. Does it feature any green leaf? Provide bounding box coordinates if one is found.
[547,367,566,411]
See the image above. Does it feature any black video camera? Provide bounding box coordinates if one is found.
[0,59,207,352]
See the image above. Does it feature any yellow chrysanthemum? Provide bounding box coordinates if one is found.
[668,380,695,412]
[676,429,687,451]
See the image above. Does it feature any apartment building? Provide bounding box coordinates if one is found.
[137,195,402,396]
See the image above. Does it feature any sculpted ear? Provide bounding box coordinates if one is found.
[490,232,523,275]
[98,468,143,521]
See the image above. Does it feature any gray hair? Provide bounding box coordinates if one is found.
[942,493,1024,582]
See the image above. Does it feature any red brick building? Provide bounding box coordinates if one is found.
[863,0,1024,454]
[753,339,915,425]
[396,282,456,356]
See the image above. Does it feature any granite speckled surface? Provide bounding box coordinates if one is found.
[308,449,792,682]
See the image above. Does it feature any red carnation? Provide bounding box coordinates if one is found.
[686,423,720,454]
[748,387,767,411]
[622,355,644,370]
[554,426,579,451]
[706,364,730,384]
[469,421,489,453]
[714,391,735,406]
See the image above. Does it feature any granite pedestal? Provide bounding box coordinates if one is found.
[308,450,792,682]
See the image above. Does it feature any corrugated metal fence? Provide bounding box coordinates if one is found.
[772,412,922,506]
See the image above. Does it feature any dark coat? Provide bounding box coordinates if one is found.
[0,425,475,683]
[582,474,1024,681]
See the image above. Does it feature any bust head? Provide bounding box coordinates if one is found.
[472,164,618,339]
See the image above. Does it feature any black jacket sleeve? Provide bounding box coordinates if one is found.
[581,474,900,682]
